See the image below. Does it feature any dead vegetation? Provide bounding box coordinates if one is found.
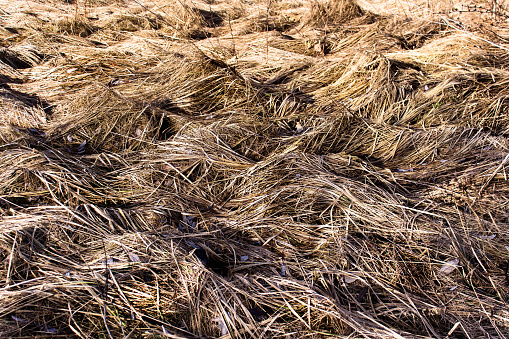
[2,0,509,337]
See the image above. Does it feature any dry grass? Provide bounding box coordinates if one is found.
[2,0,509,338]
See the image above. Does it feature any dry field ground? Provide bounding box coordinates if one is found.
[2,0,509,337]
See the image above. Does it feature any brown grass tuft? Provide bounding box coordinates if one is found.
[57,17,97,37]
[305,0,364,27]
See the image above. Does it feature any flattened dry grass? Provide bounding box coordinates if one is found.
[2,0,509,338]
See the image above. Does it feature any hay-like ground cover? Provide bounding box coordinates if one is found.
[2,0,509,337]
